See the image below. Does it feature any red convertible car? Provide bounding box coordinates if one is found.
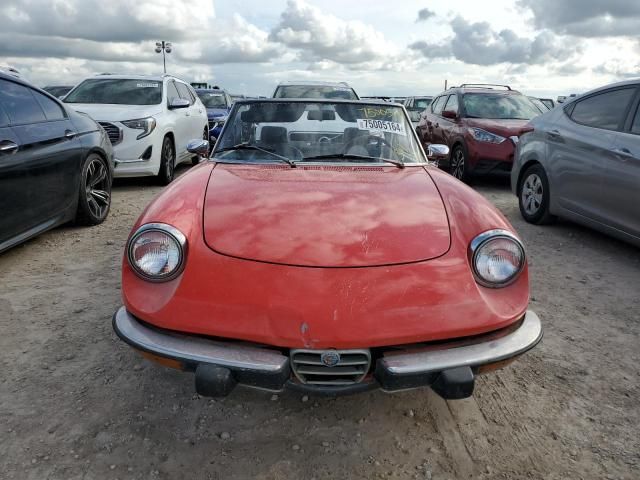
[113,99,542,399]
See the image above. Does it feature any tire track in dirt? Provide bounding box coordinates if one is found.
[425,391,476,478]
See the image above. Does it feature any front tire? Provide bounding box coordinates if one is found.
[450,145,470,183]
[158,135,175,185]
[75,153,112,226]
[518,164,556,224]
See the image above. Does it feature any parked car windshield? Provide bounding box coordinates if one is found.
[197,91,227,108]
[414,98,433,109]
[462,93,540,120]
[274,85,358,100]
[44,86,73,98]
[213,101,425,165]
[528,96,550,113]
[64,79,163,105]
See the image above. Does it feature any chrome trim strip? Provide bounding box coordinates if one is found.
[113,307,289,373]
[114,157,151,164]
[380,310,542,375]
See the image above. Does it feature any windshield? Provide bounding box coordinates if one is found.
[528,97,550,113]
[414,98,433,109]
[274,85,358,100]
[44,86,72,98]
[213,101,425,165]
[64,79,163,105]
[462,93,540,120]
[197,91,227,108]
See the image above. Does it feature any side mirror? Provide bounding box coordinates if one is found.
[426,144,449,166]
[409,110,421,122]
[187,139,210,156]
[169,98,190,109]
[441,110,457,120]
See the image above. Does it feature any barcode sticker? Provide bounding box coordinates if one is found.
[357,118,406,136]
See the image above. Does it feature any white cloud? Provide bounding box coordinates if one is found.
[269,0,399,66]
[0,0,638,99]
[410,15,583,66]
[519,0,640,37]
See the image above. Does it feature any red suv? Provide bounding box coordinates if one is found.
[416,84,539,182]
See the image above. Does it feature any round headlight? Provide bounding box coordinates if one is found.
[127,223,186,281]
[471,230,525,287]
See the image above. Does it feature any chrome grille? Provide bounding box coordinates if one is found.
[98,122,122,145]
[291,349,371,385]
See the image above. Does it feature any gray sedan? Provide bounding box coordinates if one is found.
[512,79,640,247]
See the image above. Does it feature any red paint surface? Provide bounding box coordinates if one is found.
[122,162,529,349]
[203,164,450,267]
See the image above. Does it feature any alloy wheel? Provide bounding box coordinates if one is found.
[164,140,174,179]
[521,173,543,215]
[85,157,110,219]
[451,149,465,180]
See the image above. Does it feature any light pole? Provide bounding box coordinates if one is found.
[155,41,172,74]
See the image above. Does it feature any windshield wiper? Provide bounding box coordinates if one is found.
[301,153,404,168]
[214,143,296,167]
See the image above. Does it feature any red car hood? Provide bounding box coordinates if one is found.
[466,118,532,137]
[203,164,451,267]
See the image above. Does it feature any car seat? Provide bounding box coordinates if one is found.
[259,126,302,160]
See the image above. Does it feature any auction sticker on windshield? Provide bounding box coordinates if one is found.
[357,118,406,136]
[137,83,159,88]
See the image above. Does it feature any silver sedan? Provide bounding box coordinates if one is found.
[511,79,640,247]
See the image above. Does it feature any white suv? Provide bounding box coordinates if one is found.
[64,74,208,184]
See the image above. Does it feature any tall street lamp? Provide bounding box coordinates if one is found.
[155,41,172,74]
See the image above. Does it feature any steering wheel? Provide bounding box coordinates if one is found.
[342,134,394,156]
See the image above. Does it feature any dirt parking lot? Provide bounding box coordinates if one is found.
[1,168,639,480]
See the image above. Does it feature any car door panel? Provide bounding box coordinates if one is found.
[0,125,30,245]
[601,132,640,237]
[427,96,447,144]
[417,96,444,145]
[598,89,640,237]
[595,89,640,237]
[12,119,82,222]
[175,82,199,160]
[548,87,636,222]
[439,95,459,147]
[547,115,616,220]
[0,79,82,246]
[166,80,190,160]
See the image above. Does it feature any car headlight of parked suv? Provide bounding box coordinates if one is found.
[209,116,228,129]
[470,230,525,287]
[468,127,506,144]
[122,117,157,140]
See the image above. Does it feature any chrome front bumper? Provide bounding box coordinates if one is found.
[113,307,542,398]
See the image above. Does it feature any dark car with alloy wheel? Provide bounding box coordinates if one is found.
[0,72,113,254]
[416,84,540,182]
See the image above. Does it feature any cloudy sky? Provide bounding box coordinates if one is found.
[1,0,638,98]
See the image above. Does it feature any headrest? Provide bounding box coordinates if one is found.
[261,126,288,144]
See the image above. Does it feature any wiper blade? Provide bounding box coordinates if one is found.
[302,153,404,168]
[214,143,296,167]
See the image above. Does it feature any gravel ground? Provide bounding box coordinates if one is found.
[1,167,639,480]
